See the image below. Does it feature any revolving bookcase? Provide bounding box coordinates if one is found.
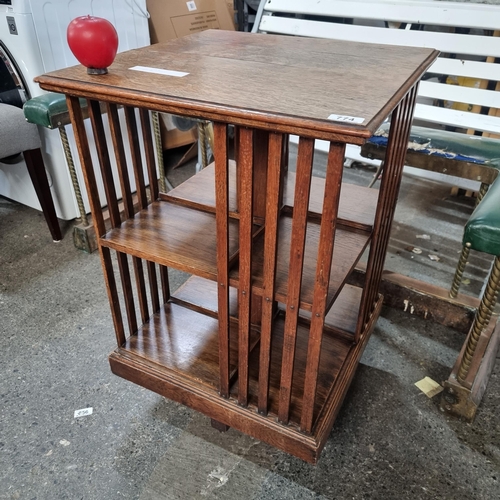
[36,30,437,463]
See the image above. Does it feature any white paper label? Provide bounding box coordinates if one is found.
[328,114,364,124]
[186,1,197,11]
[129,66,189,78]
[74,407,93,418]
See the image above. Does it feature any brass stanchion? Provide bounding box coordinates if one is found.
[457,256,500,383]
[449,244,471,298]
[58,124,88,226]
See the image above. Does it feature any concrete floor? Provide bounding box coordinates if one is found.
[1,149,499,499]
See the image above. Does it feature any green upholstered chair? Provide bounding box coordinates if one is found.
[449,177,500,384]
[24,93,90,227]
[365,123,500,385]
[23,93,170,231]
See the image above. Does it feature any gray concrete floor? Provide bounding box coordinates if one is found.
[1,147,499,499]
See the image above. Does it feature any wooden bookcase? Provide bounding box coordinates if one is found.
[36,31,437,463]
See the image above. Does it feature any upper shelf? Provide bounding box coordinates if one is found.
[100,201,240,281]
[35,30,437,142]
[100,198,369,310]
[229,214,370,311]
[165,161,378,231]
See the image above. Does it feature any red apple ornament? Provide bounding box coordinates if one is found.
[67,16,118,75]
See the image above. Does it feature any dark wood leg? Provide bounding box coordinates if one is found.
[24,148,62,241]
[210,419,230,432]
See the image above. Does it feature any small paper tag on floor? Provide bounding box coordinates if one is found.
[74,407,93,418]
[415,377,443,398]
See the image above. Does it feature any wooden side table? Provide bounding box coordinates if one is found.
[36,30,437,463]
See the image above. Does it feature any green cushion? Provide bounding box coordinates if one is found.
[464,177,500,255]
[371,123,500,169]
[23,93,87,129]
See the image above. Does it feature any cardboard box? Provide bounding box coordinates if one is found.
[226,0,237,29]
[147,0,235,43]
[159,113,198,150]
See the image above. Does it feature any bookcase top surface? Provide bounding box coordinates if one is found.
[36,30,437,139]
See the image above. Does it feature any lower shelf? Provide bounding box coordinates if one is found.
[108,282,383,463]
[230,313,352,426]
[117,302,259,390]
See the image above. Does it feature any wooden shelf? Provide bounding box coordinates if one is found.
[164,162,378,231]
[230,214,370,311]
[100,201,240,281]
[100,200,368,311]
[116,278,365,429]
[116,301,259,391]
[163,161,240,216]
[172,275,363,338]
[171,275,239,319]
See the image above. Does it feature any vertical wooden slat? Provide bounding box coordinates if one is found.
[234,126,241,213]
[238,128,254,406]
[133,259,149,324]
[139,108,170,306]
[66,96,125,346]
[115,252,137,336]
[258,132,284,414]
[139,108,159,201]
[122,106,149,322]
[106,103,134,218]
[107,103,149,326]
[278,136,315,424]
[89,100,138,336]
[282,133,289,173]
[124,106,148,208]
[356,85,419,340]
[88,99,121,225]
[107,103,138,333]
[252,129,269,221]
[147,260,160,313]
[125,106,160,315]
[160,266,170,304]
[250,131,268,326]
[214,122,231,398]
[300,142,346,432]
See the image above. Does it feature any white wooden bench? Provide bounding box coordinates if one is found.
[253,0,500,421]
[253,0,500,190]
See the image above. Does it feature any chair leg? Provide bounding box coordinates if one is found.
[457,255,500,384]
[449,243,471,298]
[368,161,384,188]
[24,148,62,242]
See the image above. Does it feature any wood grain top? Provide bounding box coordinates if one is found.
[35,30,437,140]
